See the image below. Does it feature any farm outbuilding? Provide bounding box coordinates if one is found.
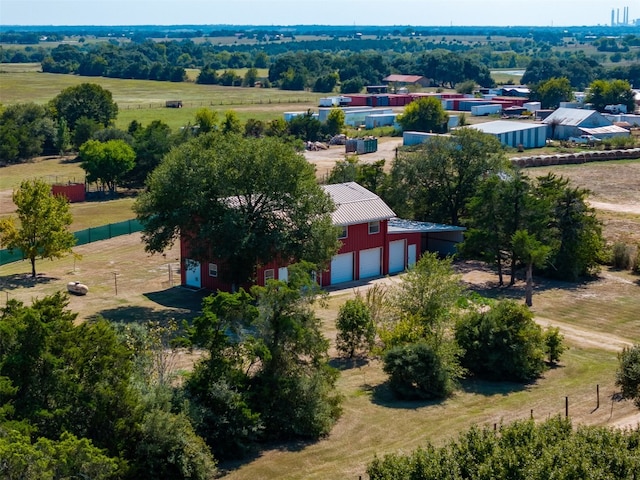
[180,182,465,292]
[543,108,627,140]
[469,120,547,149]
[51,182,86,203]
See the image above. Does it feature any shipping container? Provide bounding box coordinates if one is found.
[471,104,503,116]
[365,113,398,129]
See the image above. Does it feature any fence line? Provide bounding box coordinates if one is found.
[122,97,314,110]
[0,218,143,266]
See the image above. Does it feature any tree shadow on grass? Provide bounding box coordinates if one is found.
[369,381,446,410]
[144,286,208,312]
[329,356,370,371]
[218,438,316,477]
[459,377,529,397]
[88,287,208,324]
[87,305,192,325]
[0,273,58,290]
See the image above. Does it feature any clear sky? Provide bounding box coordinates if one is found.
[0,0,635,27]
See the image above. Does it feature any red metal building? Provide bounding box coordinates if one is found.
[180,182,464,292]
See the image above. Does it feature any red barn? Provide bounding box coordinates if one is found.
[180,182,464,291]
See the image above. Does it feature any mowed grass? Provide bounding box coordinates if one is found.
[0,69,323,109]
[1,233,637,480]
[0,156,136,231]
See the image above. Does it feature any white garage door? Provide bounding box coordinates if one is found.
[331,252,353,285]
[184,259,201,288]
[389,240,406,274]
[359,247,382,279]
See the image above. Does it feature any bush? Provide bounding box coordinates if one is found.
[455,300,547,382]
[611,242,638,271]
[336,296,375,358]
[616,344,640,408]
[383,342,457,400]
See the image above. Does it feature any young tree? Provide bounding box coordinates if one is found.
[0,179,75,277]
[397,96,448,133]
[512,229,551,306]
[335,295,375,358]
[79,139,136,194]
[383,342,459,400]
[135,133,339,288]
[194,108,218,134]
[616,344,640,408]
[323,107,345,137]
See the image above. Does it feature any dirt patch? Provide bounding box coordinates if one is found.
[589,201,640,215]
[305,137,403,179]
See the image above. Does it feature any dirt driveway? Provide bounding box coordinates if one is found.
[304,137,403,178]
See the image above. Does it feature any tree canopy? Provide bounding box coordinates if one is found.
[79,139,136,194]
[385,128,506,225]
[397,96,448,133]
[0,179,76,277]
[49,82,118,130]
[134,132,339,287]
[367,416,640,480]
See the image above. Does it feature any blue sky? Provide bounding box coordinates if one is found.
[0,0,635,27]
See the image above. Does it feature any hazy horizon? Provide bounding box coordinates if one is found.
[1,0,638,28]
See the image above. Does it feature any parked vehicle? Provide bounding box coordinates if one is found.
[568,135,601,144]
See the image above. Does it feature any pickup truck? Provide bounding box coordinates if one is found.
[568,135,601,144]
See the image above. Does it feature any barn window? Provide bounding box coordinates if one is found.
[368,221,380,234]
[208,263,218,277]
[264,269,275,282]
[338,225,348,239]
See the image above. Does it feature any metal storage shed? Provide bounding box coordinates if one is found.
[469,120,547,149]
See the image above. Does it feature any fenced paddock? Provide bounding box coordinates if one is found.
[0,218,143,266]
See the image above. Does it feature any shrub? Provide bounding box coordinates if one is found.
[383,342,457,400]
[335,295,375,358]
[611,242,637,270]
[455,300,547,382]
[616,344,640,408]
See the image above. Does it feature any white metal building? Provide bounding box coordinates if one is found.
[469,120,547,149]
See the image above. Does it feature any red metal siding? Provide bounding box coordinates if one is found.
[51,183,85,203]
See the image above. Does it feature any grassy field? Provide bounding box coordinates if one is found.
[0,232,638,480]
[0,69,323,130]
[2,70,640,479]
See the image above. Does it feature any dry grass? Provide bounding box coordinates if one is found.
[1,231,638,480]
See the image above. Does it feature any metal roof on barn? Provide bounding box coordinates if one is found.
[387,218,466,234]
[383,74,425,84]
[470,120,545,135]
[322,182,396,226]
[542,108,605,126]
[579,125,630,135]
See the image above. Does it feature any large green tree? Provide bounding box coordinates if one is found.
[0,179,75,278]
[529,76,574,109]
[397,96,448,133]
[49,82,118,130]
[185,266,342,456]
[79,139,136,194]
[386,128,506,225]
[135,132,339,287]
[0,103,55,163]
[585,79,636,113]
